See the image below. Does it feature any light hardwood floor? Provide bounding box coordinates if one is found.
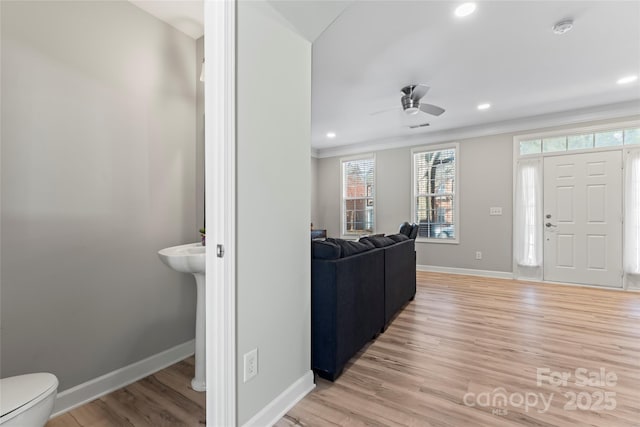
[47,357,205,427]
[278,272,640,427]
[49,272,640,426]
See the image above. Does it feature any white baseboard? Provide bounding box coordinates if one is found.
[51,339,195,418]
[242,370,315,427]
[417,264,513,279]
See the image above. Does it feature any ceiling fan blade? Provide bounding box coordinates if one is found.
[410,84,430,101]
[408,123,430,129]
[419,103,445,116]
[370,106,400,116]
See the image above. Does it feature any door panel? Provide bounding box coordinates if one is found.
[543,151,622,287]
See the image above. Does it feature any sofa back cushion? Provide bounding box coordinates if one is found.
[398,222,412,236]
[409,223,419,239]
[326,238,375,258]
[387,233,409,243]
[312,240,341,260]
[360,235,396,248]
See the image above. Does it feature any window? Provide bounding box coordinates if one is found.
[514,159,543,279]
[519,127,640,155]
[341,156,375,236]
[412,144,458,242]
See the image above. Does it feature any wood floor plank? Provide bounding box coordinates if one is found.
[47,357,204,427]
[47,272,639,426]
[282,272,640,427]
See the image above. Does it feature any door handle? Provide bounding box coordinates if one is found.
[545,223,557,228]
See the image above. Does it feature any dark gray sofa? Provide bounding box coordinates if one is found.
[381,238,417,328]
[311,235,416,380]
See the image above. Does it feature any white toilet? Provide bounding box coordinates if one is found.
[0,373,58,427]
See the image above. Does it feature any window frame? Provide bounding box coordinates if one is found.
[411,143,460,244]
[340,153,376,239]
[515,120,640,159]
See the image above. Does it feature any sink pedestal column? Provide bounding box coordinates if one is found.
[191,272,206,392]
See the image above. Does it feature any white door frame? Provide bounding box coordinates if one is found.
[204,0,236,425]
[512,119,639,285]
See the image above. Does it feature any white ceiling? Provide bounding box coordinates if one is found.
[268,0,352,42]
[126,0,348,42]
[128,0,204,39]
[126,1,640,153]
[312,1,640,151]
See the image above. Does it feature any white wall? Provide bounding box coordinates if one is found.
[0,1,198,391]
[236,1,312,424]
[315,115,640,273]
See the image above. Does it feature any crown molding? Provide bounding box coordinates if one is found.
[314,100,640,159]
[310,147,320,158]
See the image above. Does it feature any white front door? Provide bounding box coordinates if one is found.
[543,151,623,287]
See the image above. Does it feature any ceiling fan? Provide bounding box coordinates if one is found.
[371,84,445,128]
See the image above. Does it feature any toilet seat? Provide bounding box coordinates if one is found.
[0,373,58,422]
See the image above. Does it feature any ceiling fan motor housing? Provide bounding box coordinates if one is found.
[401,95,420,115]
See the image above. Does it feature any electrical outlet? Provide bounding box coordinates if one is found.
[243,348,258,382]
[489,207,503,216]
[475,251,482,260]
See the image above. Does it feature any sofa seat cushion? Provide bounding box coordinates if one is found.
[360,235,396,248]
[312,240,341,260]
[387,233,409,243]
[327,238,375,257]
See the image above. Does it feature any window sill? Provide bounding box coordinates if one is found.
[340,235,362,241]
[415,238,459,245]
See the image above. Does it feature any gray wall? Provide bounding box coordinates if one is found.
[310,156,319,227]
[1,1,198,391]
[237,2,311,424]
[315,115,640,273]
[196,36,205,231]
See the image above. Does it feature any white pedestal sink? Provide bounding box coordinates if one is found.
[158,242,206,392]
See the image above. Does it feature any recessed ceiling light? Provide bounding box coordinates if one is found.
[326,132,336,139]
[455,2,476,18]
[552,19,574,35]
[617,75,638,85]
[477,103,491,110]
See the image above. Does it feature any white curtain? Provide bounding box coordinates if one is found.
[625,149,640,289]
[514,158,543,279]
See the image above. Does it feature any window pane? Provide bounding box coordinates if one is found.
[595,131,623,147]
[567,134,594,150]
[342,158,375,234]
[520,140,541,155]
[413,148,456,240]
[624,128,640,145]
[543,137,567,153]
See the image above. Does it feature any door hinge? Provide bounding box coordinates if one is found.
[216,244,225,258]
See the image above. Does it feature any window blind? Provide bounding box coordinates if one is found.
[413,148,456,240]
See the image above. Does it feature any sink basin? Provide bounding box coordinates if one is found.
[158,242,205,274]
[158,242,207,392]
